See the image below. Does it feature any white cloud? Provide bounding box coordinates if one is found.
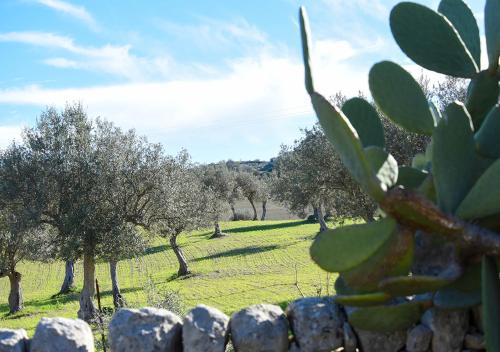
[155,16,268,51]
[0,39,367,141]
[0,126,23,149]
[35,0,98,31]
[0,31,174,81]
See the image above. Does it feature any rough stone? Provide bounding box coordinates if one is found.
[464,333,485,350]
[230,303,289,352]
[183,304,229,352]
[406,324,432,352]
[355,328,406,352]
[421,308,468,352]
[286,297,343,352]
[343,322,357,352]
[0,329,28,352]
[288,342,300,352]
[471,306,483,333]
[31,317,94,352]
[108,307,182,352]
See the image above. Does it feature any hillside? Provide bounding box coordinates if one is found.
[0,219,338,335]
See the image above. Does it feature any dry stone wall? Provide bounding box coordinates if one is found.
[0,297,486,352]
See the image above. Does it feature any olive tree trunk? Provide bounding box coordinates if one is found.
[59,260,75,294]
[170,234,190,276]
[249,198,258,221]
[261,200,267,221]
[230,203,237,220]
[210,221,225,238]
[314,206,329,232]
[78,252,97,322]
[109,260,126,308]
[8,271,23,314]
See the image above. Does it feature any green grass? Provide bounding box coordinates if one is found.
[0,219,340,336]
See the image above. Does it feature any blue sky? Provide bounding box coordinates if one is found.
[0,0,486,162]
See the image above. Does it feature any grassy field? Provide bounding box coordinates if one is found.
[0,219,339,336]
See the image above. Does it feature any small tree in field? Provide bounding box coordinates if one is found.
[0,144,51,313]
[145,152,209,277]
[24,105,162,321]
[200,164,234,238]
[273,124,375,232]
[257,175,272,221]
[235,171,260,221]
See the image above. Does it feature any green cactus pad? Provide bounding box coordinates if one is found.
[433,102,477,213]
[365,147,399,192]
[342,226,414,291]
[310,217,396,273]
[396,167,428,189]
[438,0,481,67]
[390,2,478,77]
[411,153,428,171]
[434,263,481,309]
[348,302,423,333]
[334,275,358,295]
[379,275,453,296]
[476,104,500,159]
[335,292,392,307]
[342,97,385,148]
[369,61,435,135]
[466,71,500,129]
[457,158,500,219]
[299,7,314,95]
[482,256,500,351]
[485,0,500,71]
[310,92,385,200]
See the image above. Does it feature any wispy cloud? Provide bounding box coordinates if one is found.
[0,31,174,81]
[154,16,269,53]
[0,38,369,144]
[35,0,98,31]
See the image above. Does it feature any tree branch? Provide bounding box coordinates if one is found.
[380,187,500,256]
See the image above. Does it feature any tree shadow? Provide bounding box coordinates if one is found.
[97,286,144,298]
[224,220,309,234]
[144,244,168,255]
[192,244,280,262]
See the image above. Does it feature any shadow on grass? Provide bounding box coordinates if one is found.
[192,244,279,262]
[0,287,144,317]
[144,244,168,255]
[224,220,310,234]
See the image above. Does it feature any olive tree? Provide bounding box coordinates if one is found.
[273,124,375,231]
[235,172,260,221]
[199,164,234,237]
[24,104,162,321]
[144,152,210,276]
[0,144,51,313]
[257,175,272,221]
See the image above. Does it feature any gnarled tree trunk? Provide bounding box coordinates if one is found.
[249,198,258,221]
[8,271,23,314]
[261,200,267,221]
[59,260,75,294]
[230,203,237,220]
[78,251,97,322]
[314,206,329,232]
[109,260,126,308]
[210,221,225,238]
[170,234,190,276]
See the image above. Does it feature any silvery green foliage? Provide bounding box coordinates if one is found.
[272,124,375,223]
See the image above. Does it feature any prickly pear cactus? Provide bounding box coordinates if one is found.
[300,0,500,350]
